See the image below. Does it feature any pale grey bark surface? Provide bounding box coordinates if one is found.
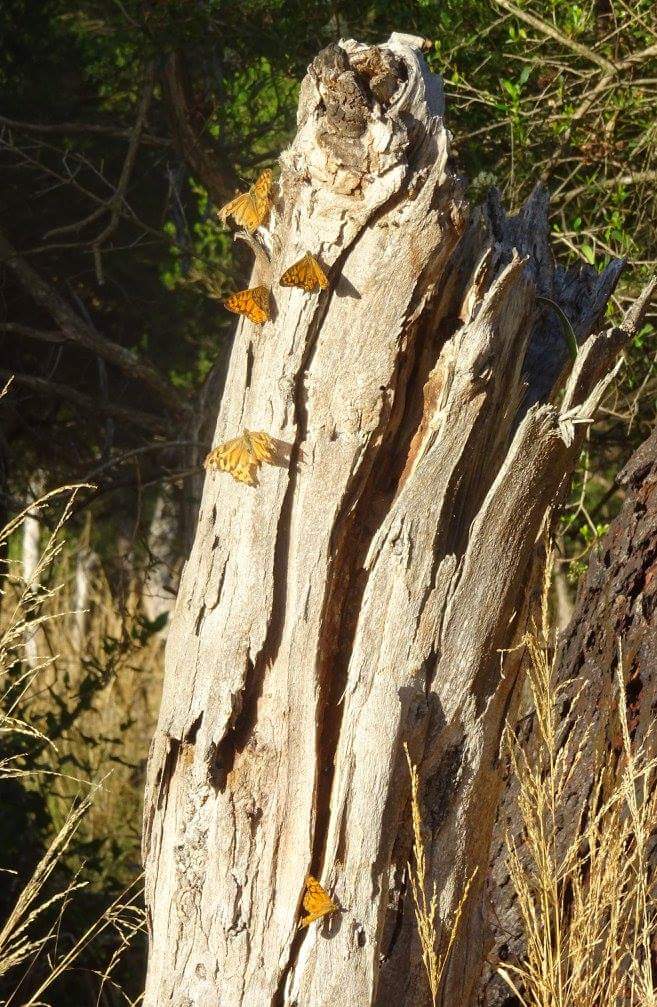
[142,33,652,1007]
[73,545,94,648]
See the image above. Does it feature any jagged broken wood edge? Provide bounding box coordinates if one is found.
[478,282,657,1007]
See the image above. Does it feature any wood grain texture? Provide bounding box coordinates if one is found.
[142,34,651,1007]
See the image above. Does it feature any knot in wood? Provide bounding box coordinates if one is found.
[350,46,404,105]
[310,44,368,139]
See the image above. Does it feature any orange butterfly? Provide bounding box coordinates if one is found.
[223,285,271,325]
[204,430,276,487]
[218,169,273,232]
[280,253,329,293]
[298,875,338,928]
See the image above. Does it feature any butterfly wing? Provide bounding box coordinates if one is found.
[218,192,255,230]
[205,436,258,486]
[307,254,329,291]
[280,253,328,293]
[279,256,306,290]
[245,430,277,464]
[223,286,270,325]
[205,429,278,486]
[250,168,273,228]
[219,169,273,232]
[250,286,271,322]
[299,875,338,928]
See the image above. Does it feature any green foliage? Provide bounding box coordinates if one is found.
[2,0,654,567]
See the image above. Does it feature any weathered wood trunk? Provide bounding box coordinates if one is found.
[480,422,657,1007]
[142,33,652,1007]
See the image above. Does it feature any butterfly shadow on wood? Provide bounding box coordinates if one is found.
[286,905,342,965]
[270,299,280,324]
[266,437,294,471]
[334,274,361,300]
[307,907,344,939]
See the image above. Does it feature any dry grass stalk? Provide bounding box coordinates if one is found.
[0,489,148,1001]
[0,485,88,776]
[0,791,93,980]
[405,743,475,1005]
[1,485,163,848]
[498,556,657,1007]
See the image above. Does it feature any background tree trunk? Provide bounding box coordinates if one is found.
[22,472,45,668]
[142,487,182,632]
[142,33,653,1007]
[479,423,657,1007]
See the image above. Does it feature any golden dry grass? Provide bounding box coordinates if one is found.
[3,498,163,860]
[0,486,153,1003]
[498,555,657,1007]
[405,743,475,1005]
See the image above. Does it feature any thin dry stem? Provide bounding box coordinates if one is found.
[405,743,476,1005]
[0,492,149,1001]
[499,550,657,1007]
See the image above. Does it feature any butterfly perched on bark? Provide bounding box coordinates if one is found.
[204,430,277,487]
[280,253,329,293]
[223,285,271,325]
[218,169,273,232]
[298,875,338,928]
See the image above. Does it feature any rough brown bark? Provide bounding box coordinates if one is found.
[480,424,657,1007]
[142,33,653,1007]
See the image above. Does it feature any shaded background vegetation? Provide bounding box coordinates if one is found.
[0,0,655,1002]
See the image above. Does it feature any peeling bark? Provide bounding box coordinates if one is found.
[142,33,653,1007]
[480,421,657,1007]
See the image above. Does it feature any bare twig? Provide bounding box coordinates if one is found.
[1,371,170,435]
[0,113,170,147]
[0,323,66,344]
[495,0,657,77]
[0,225,189,417]
[92,64,156,254]
[494,0,617,72]
[561,169,657,206]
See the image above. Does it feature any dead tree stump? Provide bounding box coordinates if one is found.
[142,32,652,1007]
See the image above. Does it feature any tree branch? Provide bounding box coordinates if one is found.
[496,1,657,76]
[1,371,170,434]
[561,169,657,205]
[616,41,657,72]
[0,225,190,418]
[0,322,66,343]
[161,51,240,206]
[0,113,171,147]
[92,64,155,252]
[494,0,618,73]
